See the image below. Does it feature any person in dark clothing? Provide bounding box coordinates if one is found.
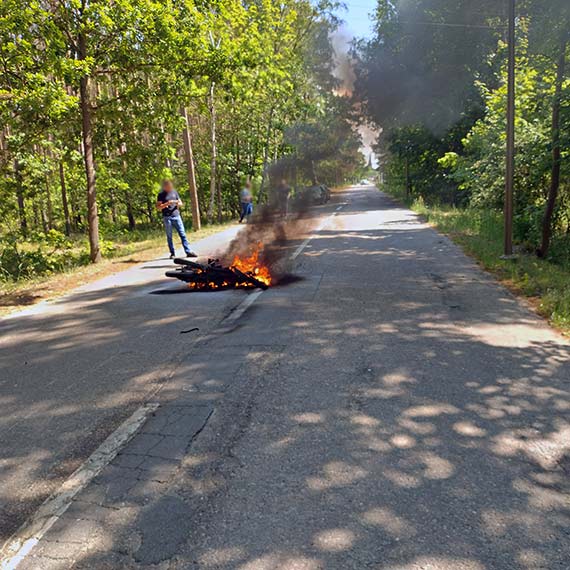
[276,179,291,216]
[239,181,253,223]
[156,179,197,259]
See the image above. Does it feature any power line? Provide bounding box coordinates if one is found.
[342,5,557,25]
[398,21,506,29]
[341,16,508,30]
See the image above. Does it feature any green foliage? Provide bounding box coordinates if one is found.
[355,0,501,132]
[0,0,363,280]
[356,1,570,261]
[0,230,78,281]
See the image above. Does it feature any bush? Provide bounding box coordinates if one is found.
[513,204,544,251]
[0,230,80,282]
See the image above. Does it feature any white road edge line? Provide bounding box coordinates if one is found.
[223,204,345,324]
[0,402,159,570]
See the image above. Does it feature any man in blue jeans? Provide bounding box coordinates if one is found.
[239,180,253,223]
[156,180,198,259]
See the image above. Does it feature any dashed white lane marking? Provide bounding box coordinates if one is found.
[291,205,344,260]
[0,403,159,570]
[224,203,345,324]
[290,236,314,260]
[223,289,264,324]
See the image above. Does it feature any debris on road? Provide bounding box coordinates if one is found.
[165,246,271,291]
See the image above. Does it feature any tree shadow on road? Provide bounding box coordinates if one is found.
[6,189,570,570]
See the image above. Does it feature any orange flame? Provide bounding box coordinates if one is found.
[230,242,272,286]
[182,243,271,290]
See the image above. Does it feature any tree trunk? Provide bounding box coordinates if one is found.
[180,107,201,230]
[33,201,40,229]
[103,139,117,224]
[70,185,80,231]
[125,196,136,230]
[311,160,319,185]
[44,172,53,230]
[41,145,54,229]
[14,160,27,237]
[257,107,275,204]
[217,176,223,223]
[109,187,118,224]
[234,135,241,214]
[405,156,411,201]
[207,82,217,224]
[79,32,101,262]
[539,31,568,258]
[119,146,135,231]
[40,202,49,233]
[59,161,72,236]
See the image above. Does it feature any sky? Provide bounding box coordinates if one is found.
[337,0,376,41]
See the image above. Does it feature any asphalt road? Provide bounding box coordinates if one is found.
[3,186,570,570]
[0,222,246,542]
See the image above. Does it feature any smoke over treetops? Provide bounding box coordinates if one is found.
[332,29,356,97]
[331,28,380,167]
[352,0,503,135]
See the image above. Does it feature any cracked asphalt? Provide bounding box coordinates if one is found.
[3,186,570,570]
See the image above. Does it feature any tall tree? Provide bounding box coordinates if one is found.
[0,0,363,280]
[539,29,568,258]
[180,107,201,230]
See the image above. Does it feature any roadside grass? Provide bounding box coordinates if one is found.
[404,197,570,335]
[0,221,235,316]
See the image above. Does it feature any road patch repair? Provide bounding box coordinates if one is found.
[0,404,159,569]
[1,402,214,570]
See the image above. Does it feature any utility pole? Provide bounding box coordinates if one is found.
[504,0,516,257]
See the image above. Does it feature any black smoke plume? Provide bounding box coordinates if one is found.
[220,192,317,284]
[353,0,504,135]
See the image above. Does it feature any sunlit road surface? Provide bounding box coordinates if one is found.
[4,186,570,570]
